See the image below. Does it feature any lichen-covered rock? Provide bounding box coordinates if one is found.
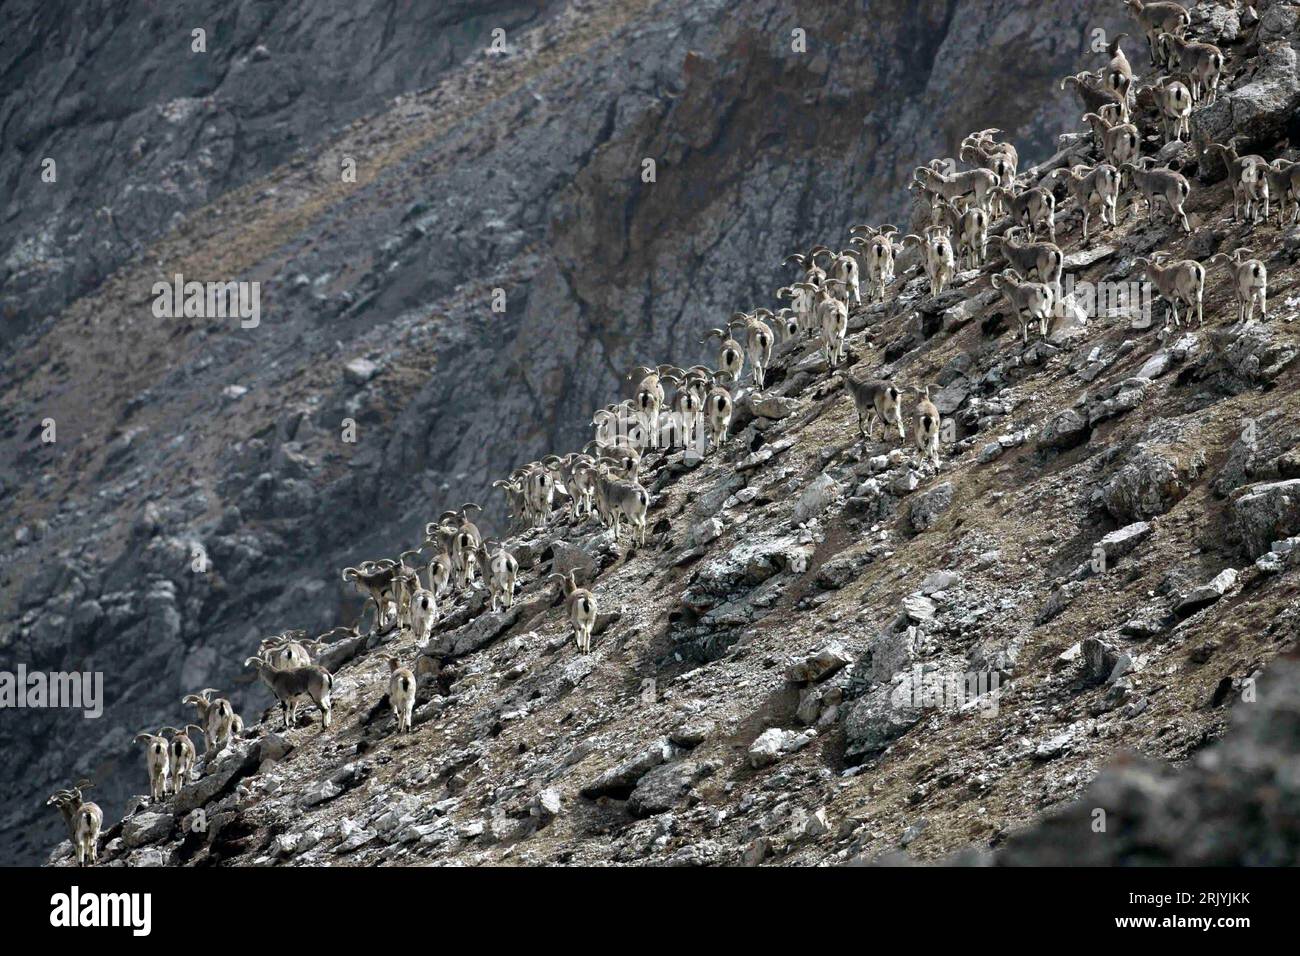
[989,659,1300,865]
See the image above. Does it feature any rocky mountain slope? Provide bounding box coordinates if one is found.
[9,0,1300,867]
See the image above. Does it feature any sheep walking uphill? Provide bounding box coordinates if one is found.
[244,657,334,731]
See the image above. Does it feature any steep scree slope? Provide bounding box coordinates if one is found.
[1,0,1132,864]
[44,0,1300,867]
[13,0,1300,867]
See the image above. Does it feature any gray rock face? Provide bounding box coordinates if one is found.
[13,0,1291,872]
[0,0,567,345]
[1101,427,1206,522]
[1195,34,1300,146]
[1233,479,1300,558]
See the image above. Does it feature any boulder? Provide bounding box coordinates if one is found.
[786,642,854,684]
[1175,569,1239,618]
[628,760,701,817]
[792,474,841,524]
[1233,479,1300,558]
[581,739,680,798]
[1038,407,1089,450]
[748,728,815,768]
[909,482,954,531]
[1082,636,1130,685]
[1102,438,1204,522]
[1194,40,1300,146]
[121,811,173,849]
